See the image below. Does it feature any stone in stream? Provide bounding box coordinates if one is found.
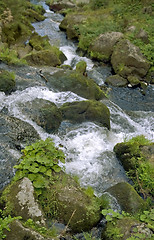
[60,100,110,130]
[43,69,106,100]
[0,113,40,190]
[20,99,62,133]
[0,69,16,94]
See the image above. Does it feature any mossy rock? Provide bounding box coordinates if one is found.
[44,69,105,100]
[20,99,62,133]
[60,100,110,129]
[59,13,87,39]
[102,217,153,240]
[111,39,150,80]
[4,220,51,240]
[38,172,103,233]
[75,60,87,75]
[1,178,45,224]
[89,32,123,62]
[106,182,147,214]
[29,33,51,51]
[105,74,128,87]
[24,48,67,66]
[0,70,15,94]
[127,75,140,87]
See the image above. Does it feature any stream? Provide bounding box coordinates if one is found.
[0,0,153,196]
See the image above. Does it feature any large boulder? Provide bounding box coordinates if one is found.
[24,49,66,67]
[1,177,45,224]
[111,39,150,81]
[43,69,105,100]
[60,100,110,129]
[106,182,146,214]
[20,99,62,133]
[38,172,103,233]
[89,32,124,62]
[59,14,87,39]
[0,70,15,94]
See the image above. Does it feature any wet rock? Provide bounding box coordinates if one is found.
[105,74,128,87]
[106,182,146,214]
[20,99,62,133]
[127,75,140,87]
[111,39,150,80]
[24,49,67,67]
[89,32,124,62]
[60,100,110,130]
[44,69,105,100]
[59,14,87,39]
[0,69,15,94]
[4,220,50,240]
[0,113,40,190]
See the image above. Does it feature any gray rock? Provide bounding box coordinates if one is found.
[111,39,150,80]
[105,74,128,87]
[106,182,146,214]
[20,99,62,133]
[4,220,52,240]
[89,32,124,62]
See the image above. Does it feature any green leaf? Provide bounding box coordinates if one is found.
[33,174,48,188]
[45,169,52,177]
[28,174,36,181]
[39,166,46,173]
[52,165,61,173]
[106,215,112,221]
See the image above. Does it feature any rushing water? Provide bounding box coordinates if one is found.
[0,0,153,195]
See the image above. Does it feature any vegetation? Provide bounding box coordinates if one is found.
[102,208,154,239]
[58,0,153,69]
[0,210,21,239]
[114,135,154,200]
[14,138,65,196]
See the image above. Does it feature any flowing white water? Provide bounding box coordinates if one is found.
[0,0,153,195]
[0,83,153,194]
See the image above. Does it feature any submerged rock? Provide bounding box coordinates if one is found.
[60,100,110,129]
[106,182,146,214]
[20,99,62,133]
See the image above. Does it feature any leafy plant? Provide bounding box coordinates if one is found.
[14,138,65,195]
[24,218,58,237]
[0,210,21,239]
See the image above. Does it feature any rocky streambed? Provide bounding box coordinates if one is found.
[0,0,154,239]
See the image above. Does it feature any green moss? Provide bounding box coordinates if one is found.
[114,136,154,199]
[0,69,15,94]
[76,60,87,74]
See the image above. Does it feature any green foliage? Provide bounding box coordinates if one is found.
[0,46,27,65]
[84,186,94,198]
[0,210,21,239]
[14,138,65,195]
[123,136,154,198]
[90,0,108,10]
[102,208,154,239]
[24,218,58,237]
